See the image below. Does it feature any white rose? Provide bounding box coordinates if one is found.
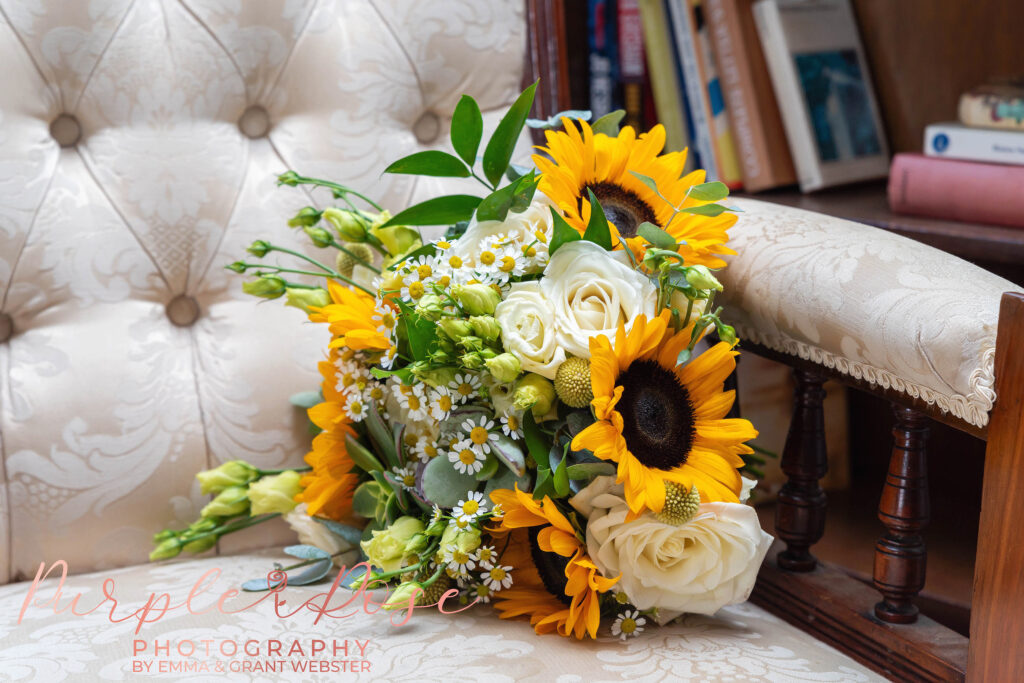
[284,503,360,568]
[541,241,658,358]
[570,477,772,624]
[452,194,554,271]
[494,281,566,379]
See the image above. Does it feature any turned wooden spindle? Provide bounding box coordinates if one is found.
[873,404,930,624]
[776,369,829,572]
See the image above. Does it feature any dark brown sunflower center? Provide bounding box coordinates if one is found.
[583,182,658,238]
[527,527,572,607]
[617,359,696,470]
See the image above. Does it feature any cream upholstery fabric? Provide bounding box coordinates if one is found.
[0,549,882,681]
[721,198,1019,430]
[0,0,528,583]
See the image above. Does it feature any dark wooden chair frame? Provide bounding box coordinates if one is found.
[524,6,1024,679]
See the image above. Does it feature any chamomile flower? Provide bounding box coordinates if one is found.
[494,249,525,279]
[449,373,482,403]
[400,279,427,302]
[443,545,476,575]
[372,301,399,338]
[391,465,417,491]
[404,391,430,422]
[432,238,454,253]
[473,242,502,274]
[413,435,443,462]
[473,544,497,569]
[461,416,499,455]
[482,564,514,591]
[334,358,368,394]
[611,609,646,640]
[452,491,488,522]
[499,410,523,438]
[363,381,386,405]
[429,504,443,526]
[409,255,437,282]
[343,394,367,422]
[469,583,493,603]
[447,438,484,474]
[428,386,456,421]
[379,345,398,370]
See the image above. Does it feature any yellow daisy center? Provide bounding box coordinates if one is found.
[381,313,396,328]
[489,567,506,581]
[475,584,491,597]
[408,281,425,299]
[403,474,416,487]
[522,244,537,257]
[499,256,517,273]
[349,401,363,414]
[438,275,451,287]
[408,396,422,411]
[506,415,519,431]
[477,548,494,563]
[437,240,451,250]
[370,387,384,400]
[459,449,477,465]
[470,426,489,445]
[457,383,474,397]
[462,500,479,515]
[534,229,548,244]
[620,617,638,634]
[424,444,438,459]
[448,255,463,268]
[452,550,469,565]
[404,432,418,447]
[479,251,496,266]
[417,264,432,279]
[438,395,453,412]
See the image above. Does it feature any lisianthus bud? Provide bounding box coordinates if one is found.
[182,534,217,554]
[383,581,424,611]
[485,352,521,383]
[322,207,367,242]
[287,206,321,228]
[285,287,331,314]
[451,283,500,316]
[152,529,176,543]
[685,265,723,292]
[469,315,501,342]
[717,322,737,345]
[458,335,485,352]
[414,294,445,321]
[248,470,302,516]
[303,226,333,248]
[360,516,425,573]
[242,276,286,299]
[246,240,271,257]
[149,538,182,561]
[513,373,556,417]
[200,485,249,518]
[371,221,420,257]
[403,532,430,557]
[336,242,375,277]
[460,351,485,370]
[438,318,473,341]
[440,523,481,556]
[196,460,260,494]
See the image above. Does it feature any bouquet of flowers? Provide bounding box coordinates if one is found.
[152,83,773,640]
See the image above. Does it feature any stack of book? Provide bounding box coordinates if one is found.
[889,80,1024,230]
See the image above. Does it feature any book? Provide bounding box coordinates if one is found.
[588,0,620,118]
[888,153,1024,230]
[666,0,743,188]
[752,0,889,192]
[618,0,647,132]
[637,0,692,153]
[959,80,1024,131]
[705,0,796,191]
[925,122,1024,166]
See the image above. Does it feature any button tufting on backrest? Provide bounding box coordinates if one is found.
[49,114,81,147]
[0,313,12,343]
[238,105,270,139]
[412,111,441,144]
[166,295,201,327]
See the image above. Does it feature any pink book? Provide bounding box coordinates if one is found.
[888,153,1024,229]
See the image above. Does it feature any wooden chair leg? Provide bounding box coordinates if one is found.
[873,405,929,624]
[776,369,828,572]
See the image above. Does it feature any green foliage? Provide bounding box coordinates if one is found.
[395,300,438,362]
[591,109,626,136]
[526,109,592,129]
[451,95,484,165]
[482,81,538,187]
[687,181,730,202]
[476,170,539,222]
[384,150,470,178]
[582,188,613,250]
[548,207,582,256]
[346,434,385,473]
[682,203,732,218]
[421,457,479,508]
[638,221,676,250]
[382,195,482,228]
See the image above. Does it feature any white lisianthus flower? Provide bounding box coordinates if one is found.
[541,241,658,358]
[451,194,554,271]
[494,281,566,379]
[284,503,360,568]
[570,477,772,624]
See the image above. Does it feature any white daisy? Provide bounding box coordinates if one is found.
[334,358,368,394]
[399,279,427,302]
[447,439,484,475]
[443,544,476,575]
[428,386,456,421]
[611,609,646,640]
[391,465,417,491]
[379,345,398,370]
[432,238,454,253]
[481,565,514,591]
[469,583,493,603]
[499,410,523,438]
[472,544,498,570]
[452,491,488,522]
[494,249,525,279]
[343,394,367,422]
[409,255,437,282]
[429,504,443,526]
[449,373,482,403]
[413,435,443,463]
[461,416,499,455]
[372,301,399,338]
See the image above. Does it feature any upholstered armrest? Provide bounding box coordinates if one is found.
[719,198,1019,429]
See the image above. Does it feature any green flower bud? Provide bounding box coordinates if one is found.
[370,217,420,257]
[383,581,424,611]
[182,534,217,554]
[304,226,334,248]
[196,460,260,495]
[403,532,430,557]
[246,240,271,257]
[225,261,248,274]
[458,335,485,352]
[200,485,249,519]
[277,170,300,186]
[717,322,737,345]
[242,276,286,300]
[440,523,481,556]
[428,348,454,365]
[414,294,445,321]
[438,318,474,342]
[469,316,501,343]
[284,287,331,314]
[248,470,302,516]
[152,529,176,543]
[323,207,367,242]
[460,351,485,370]
[478,348,497,360]
[149,538,182,561]
[425,513,446,537]
[287,206,321,228]
[484,352,521,383]
[188,517,220,534]
[451,283,501,316]
[513,373,556,417]
[685,265,723,292]
[360,516,425,573]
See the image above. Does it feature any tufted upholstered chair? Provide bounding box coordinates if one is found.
[1,1,1022,680]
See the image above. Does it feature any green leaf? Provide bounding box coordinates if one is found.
[548,207,581,256]
[482,81,538,187]
[384,150,470,178]
[289,390,321,409]
[387,242,437,271]
[370,366,413,383]
[382,195,482,228]
[526,109,592,129]
[345,434,384,473]
[688,181,729,202]
[629,171,660,194]
[491,433,527,476]
[591,109,626,136]
[475,452,500,481]
[421,456,479,508]
[314,518,363,546]
[682,203,731,218]
[364,407,398,469]
[483,467,533,498]
[553,448,570,497]
[451,95,483,166]
[445,220,470,241]
[582,188,613,250]
[566,462,617,480]
[533,467,554,500]
[476,171,538,222]
[352,480,385,517]
[395,300,437,362]
[638,222,676,250]
[522,412,551,467]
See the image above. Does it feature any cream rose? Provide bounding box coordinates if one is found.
[541,241,658,358]
[451,194,554,271]
[571,477,772,623]
[284,503,360,568]
[494,281,566,379]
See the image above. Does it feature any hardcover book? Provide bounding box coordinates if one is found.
[925,122,1024,166]
[637,0,693,153]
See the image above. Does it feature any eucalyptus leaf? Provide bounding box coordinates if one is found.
[687,181,729,202]
[314,518,364,546]
[382,195,482,228]
[547,207,581,256]
[384,150,470,178]
[491,432,527,476]
[566,462,616,480]
[591,109,626,136]
[526,109,592,129]
[474,452,500,481]
[451,95,483,166]
[681,203,730,218]
[284,544,332,561]
[345,434,385,473]
[289,390,321,409]
[638,222,676,250]
[384,491,401,525]
[629,170,660,194]
[352,480,385,518]
[421,456,480,508]
[482,81,538,187]
[242,577,282,592]
[582,188,613,250]
[364,406,397,469]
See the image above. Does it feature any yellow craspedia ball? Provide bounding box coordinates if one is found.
[656,483,701,526]
[335,242,375,277]
[554,357,594,408]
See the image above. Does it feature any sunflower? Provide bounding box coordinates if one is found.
[488,487,618,639]
[309,281,390,352]
[571,312,757,516]
[532,119,736,268]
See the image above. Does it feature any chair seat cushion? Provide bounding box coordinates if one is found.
[0,550,881,681]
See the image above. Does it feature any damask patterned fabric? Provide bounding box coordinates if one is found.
[0,549,883,681]
[0,0,529,583]
[721,198,1018,430]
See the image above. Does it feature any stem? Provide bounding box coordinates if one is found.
[278,549,350,573]
[259,466,312,476]
[253,265,338,280]
[267,245,338,275]
[471,170,495,191]
[184,513,282,546]
[329,239,382,273]
[287,174,383,211]
[420,564,445,589]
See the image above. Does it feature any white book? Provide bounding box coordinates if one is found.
[752,0,889,192]
[925,122,1024,166]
